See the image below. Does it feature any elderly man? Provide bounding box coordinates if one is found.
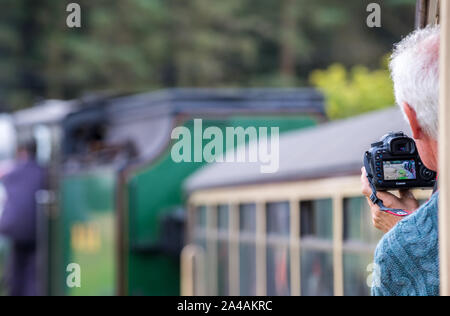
[361,25,440,296]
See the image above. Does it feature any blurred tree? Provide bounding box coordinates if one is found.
[0,0,416,112]
[0,0,46,110]
[168,0,260,86]
[59,0,171,95]
[309,56,395,119]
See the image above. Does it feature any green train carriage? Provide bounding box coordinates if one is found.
[8,88,325,296]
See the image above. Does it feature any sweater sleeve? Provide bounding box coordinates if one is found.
[371,230,415,296]
[371,193,440,296]
[371,237,395,296]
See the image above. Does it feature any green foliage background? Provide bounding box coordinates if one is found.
[0,0,416,114]
[310,56,395,119]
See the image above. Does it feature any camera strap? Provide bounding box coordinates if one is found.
[364,152,411,217]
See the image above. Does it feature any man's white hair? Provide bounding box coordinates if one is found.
[390,25,440,140]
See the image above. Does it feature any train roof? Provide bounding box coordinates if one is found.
[184,107,411,192]
[13,99,77,128]
[62,88,325,160]
[65,88,325,123]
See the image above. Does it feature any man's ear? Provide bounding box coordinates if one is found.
[402,103,423,139]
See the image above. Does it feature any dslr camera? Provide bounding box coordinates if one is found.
[365,132,436,190]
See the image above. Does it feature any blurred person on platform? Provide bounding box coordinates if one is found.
[0,141,47,296]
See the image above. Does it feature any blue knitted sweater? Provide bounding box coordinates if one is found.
[371,192,440,296]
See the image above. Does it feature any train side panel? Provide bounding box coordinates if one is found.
[59,170,116,295]
[125,116,318,295]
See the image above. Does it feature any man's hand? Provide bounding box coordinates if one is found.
[361,167,420,233]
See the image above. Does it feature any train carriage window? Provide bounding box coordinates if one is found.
[343,253,374,296]
[300,199,333,240]
[343,198,383,244]
[267,245,290,296]
[195,206,207,229]
[217,205,229,231]
[239,203,257,296]
[300,249,334,296]
[239,204,256,233]
[193,235,208,296]
[193,206,208,295]
[266,202,290,296]
[300,199,334,296]
[342,197,382,296]
[217,205,229,296]
[266,202,290,236]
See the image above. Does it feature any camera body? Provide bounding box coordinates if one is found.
[365,132,436,190]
